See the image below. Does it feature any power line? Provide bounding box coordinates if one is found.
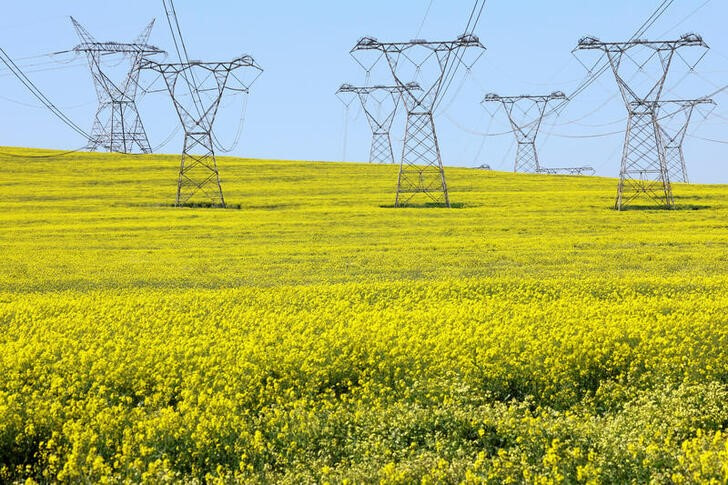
[168,0,193,65]
[161,0,203,117]
[463,0,487,34]
[0,93,94,111]
[457,0,679,142]
[531,0,679,139]
[434,0,487,113]
[0,62,88,81]
[0,47,92,142]
[470,0,487,33]
[688,134,728,145]
[0,52,77,72]
[0,146,88,159]
[548,130,624,139]
[658,0,712,37]
[706,82,728,99]
[212,94,249,153]
[161,0,186,67]
[415,0,435,38]
[551,0,676,114]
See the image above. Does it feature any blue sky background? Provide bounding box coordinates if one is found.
[1,1,727,182]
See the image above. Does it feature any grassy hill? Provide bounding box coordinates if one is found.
[1,147,727,483]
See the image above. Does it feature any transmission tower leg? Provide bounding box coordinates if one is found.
[679,146,689,184]
[395,112,450,207]
[112,101,152,154]
[109,102,118,153]
[87,103,108,151]
[108,101,127,153]
[615,110,673,210]
[123,101,152,154]
[664,145,688,184]
[515,142,539,173]
[370,132,395,164]
[89,100,152,154]
[177,132,226,208]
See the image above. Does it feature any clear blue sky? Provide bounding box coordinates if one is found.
[1,1,727,182]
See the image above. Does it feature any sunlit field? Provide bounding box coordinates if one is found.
[1,147,728,483]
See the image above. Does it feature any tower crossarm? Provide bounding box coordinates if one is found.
[351,34,484,53]
[574,34,708,105]
[658,97,715,112]
[70,17,166,57]
[336,83,417,128]
[482,92,568,104]
[73,42,166,56]
[336,84,414,96]
[575,33,708,52]
[483,91,567,139]
[140,56,263,75]
[141,56,262,132]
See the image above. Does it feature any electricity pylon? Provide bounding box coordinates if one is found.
[336,83,417,164]
[483,92,567,173]
[537,167,596,176]
[351,35,485,207]
[658,98,715,183]
[140,57,262,207]
[575,34,709,210]
[71,17,165,154]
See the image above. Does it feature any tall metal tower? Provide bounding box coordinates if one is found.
[140,57,263,207]
[351,35,485,207]
[71,17,165,154]
[336,83,415,164]
[575,34,709,210]
[658,98,715,184]
[483,92,567,173]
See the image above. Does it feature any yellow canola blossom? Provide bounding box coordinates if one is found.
[1,148,728,482]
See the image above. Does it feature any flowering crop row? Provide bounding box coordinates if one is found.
[1,149,727,482]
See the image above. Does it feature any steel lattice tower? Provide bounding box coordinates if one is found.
[336,83,416,164]
[536,167,596,176]
[71,17,165,154]
[483,92,567,173]
[140,57,263,207]
[575,34,708,210]
[658,98,715,184]
[351,35,485,207]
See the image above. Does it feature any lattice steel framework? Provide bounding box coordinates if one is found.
[658,98,715,184]
[71,17,165,154]
[537,167,596,176]
[483,92,567,173]
[351,35,485,207]
[140,57,262,207]
[575,34,708,210]
[336,83,416,164]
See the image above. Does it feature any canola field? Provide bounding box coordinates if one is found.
[1,147,728,483]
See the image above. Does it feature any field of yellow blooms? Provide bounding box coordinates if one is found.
[1,147,728,483]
